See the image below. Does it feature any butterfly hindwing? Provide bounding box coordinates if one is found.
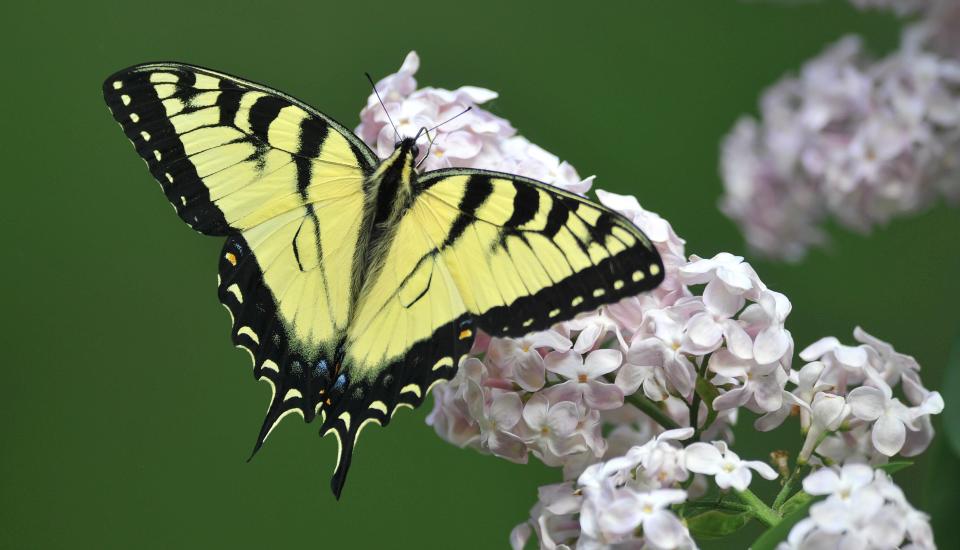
[415,168,665,337]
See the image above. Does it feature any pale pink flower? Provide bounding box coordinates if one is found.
[805,464,885,534]
[628,428,695,487]
[800,335,871,390]
[854,326,921,387]
[786,467,936,549]
[709,352,790,413]
[545,349,625,410]
[684,441,778,491]
[520,394,585,464]
[486,330,572,392]
[470,391,528,463]
[847,378,942,456]
[616,344,671,402]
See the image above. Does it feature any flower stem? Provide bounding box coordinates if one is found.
[689,355,711,440]
[773,462,810,511]
[735,488,780,527]
[625,393,681,430]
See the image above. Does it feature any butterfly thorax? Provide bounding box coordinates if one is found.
[352,138,420,306]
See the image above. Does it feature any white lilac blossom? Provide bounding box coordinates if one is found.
[512,434,698,549]
[720,18,960,260]
[684,441,779,490]
[361,52,942,550]
[779,465,936,549]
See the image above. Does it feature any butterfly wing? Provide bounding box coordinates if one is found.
[321,205,474,497]
[320,169,664,497]
[103,63,376,452]
[416,168,665,336]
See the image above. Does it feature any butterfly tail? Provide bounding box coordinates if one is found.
[325,424,356,500]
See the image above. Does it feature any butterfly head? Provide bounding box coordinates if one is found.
[394,136,420,160]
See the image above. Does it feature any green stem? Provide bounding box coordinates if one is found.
[626,393,681,430]
[688,365,705,435]
[683,499,751,514]
[735,488,780,527]
[689,355,711,441]
[773,462,810,511]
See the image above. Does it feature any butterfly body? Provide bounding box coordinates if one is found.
[103,63,664,498]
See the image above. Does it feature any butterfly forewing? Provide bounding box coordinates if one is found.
[104,63,376,455]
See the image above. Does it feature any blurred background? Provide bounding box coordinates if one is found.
[3,0,957,547]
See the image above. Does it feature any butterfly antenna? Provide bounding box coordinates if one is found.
[413,106,472,168]
[365,72,400,141]
[427,106,472,134]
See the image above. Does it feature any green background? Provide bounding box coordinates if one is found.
[3,0,958,548]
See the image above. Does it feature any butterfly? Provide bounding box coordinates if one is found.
[102,62,664,498]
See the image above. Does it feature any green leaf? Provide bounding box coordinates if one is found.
[876,461,913,475]
[749,499,816,550]
[686,510,752,539]
[944,335,960,459]
[778,490,812,517]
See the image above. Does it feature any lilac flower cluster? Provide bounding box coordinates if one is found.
[425,195,800,480]
[780,464,934,549]
[766,327,944,463]
[358,53,943,550]
[720,4,960,260]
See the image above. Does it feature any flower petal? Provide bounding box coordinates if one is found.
[703,278,745,318]
[847,386,885,421]
[685,312,724,353]
[521,393,550,429]
[754,326,791,364]
[514,350,546,391]
[544,350,583,380]
[684,442,723,475]
[802,468,840,495]
[643,509,689,549]
[744,460,779,480]
[583,348,622,378]
[490,392,523,429]
[546,401,581,435]
[872,412,906,456]
[800,337,841,362]
[582,380,625,410]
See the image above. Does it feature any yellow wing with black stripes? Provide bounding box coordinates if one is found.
[315,168,664,495]
[416,168,665,336]
[103,63,375,456]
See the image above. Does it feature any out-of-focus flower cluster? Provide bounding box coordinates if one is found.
[779,464,935,549]
[721,2,960,260]
[359,52,943,550]
[357,51,592,194]
[849,0,930,15]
